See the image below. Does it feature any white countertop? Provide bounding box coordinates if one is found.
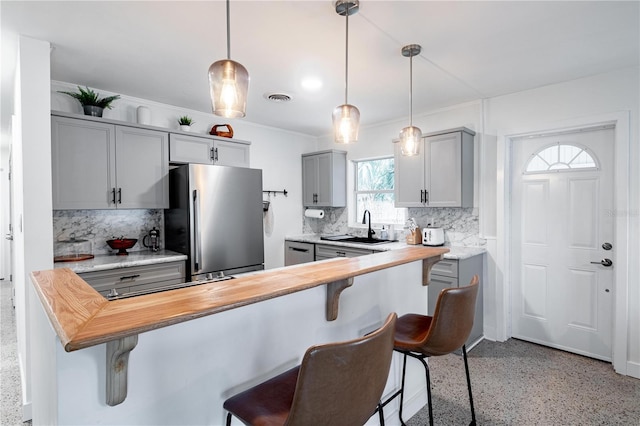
[53,249,187,274]
[285,234,486,260]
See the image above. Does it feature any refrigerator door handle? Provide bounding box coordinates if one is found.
[193,189,202,272]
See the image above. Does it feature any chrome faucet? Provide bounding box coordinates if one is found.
[362,210,376,239]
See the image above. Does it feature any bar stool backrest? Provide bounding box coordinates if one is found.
[420,275,479,357]
[285,313,397,426]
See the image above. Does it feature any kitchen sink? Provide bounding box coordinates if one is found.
[321,235,397,245]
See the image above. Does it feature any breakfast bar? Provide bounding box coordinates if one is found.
[29,246,447,424]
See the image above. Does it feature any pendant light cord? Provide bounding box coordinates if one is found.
[226,0,231,60]
[345,9,349,104]
[409,54,413,126]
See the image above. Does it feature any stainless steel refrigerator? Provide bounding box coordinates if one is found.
[165,164,265,281]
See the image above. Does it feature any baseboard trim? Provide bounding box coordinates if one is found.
[626,361,640,379]
[22,402,32,422]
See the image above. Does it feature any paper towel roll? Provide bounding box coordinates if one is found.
[304,209,325,219]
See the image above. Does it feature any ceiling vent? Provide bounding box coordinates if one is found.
[264,93,292,103]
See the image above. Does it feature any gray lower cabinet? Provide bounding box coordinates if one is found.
[284,241,315,266]
[429,254,483,347]
[302,150,346,207]
[315,244,374,260]
[79,261,185,299]
[169,133,250,167]
[51,115,169,209]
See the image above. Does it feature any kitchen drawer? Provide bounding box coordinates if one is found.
[315,244,374,259]
[285,241,315,266]
[427,274,459,314]
[79,261,185,294]
[431,259,458,278]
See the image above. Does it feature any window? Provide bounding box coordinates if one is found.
[525,143,598,173]
[353,157,405,225]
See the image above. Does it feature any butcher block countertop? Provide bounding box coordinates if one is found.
[31,246,449,352]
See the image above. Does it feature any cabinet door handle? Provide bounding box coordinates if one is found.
[420,190,424,203]
[119,274,140,281]
[289,247,309,253]
[118,188,122,204]
[111,188,116,205]
[425,190,429,205]
[210,147,215,162]
[214,147,219,162]
[336,251,346,257]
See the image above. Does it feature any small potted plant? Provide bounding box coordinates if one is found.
[58,86,120,117]
[178,115,194,131]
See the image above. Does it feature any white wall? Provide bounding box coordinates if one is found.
[487,66,640,375]
[13,35,54,420]
[51,81,317,270]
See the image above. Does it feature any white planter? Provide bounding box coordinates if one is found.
[180,125,191,132]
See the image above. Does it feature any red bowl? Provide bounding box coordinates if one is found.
[106,238,138,255]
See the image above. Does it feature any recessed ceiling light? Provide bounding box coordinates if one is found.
[301,77,323,91]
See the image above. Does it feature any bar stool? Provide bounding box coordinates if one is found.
[223,313,397,426]
[383,275,479,426]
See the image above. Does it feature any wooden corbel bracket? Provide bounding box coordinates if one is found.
[106,335,138,406]
[326,278,354,321]
[422,254,444,285]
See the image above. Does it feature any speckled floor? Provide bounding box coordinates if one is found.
[2,279,639,425]
[0,282,28,426]
[406,339,640,425]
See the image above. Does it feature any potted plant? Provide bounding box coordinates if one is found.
[178,115,194,131]
[58,86,121,117]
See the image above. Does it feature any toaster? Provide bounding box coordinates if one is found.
[422,227,445,246]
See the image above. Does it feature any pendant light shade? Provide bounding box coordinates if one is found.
[399,44,422,156]
[333,104,360,144]
[399,125,422,156]
[208,59,249,118]
[209,0,249,118]
[332,0,360,144]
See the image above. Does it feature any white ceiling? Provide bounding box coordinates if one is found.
[2,1,639,137]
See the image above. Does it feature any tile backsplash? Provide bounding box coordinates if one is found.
[303,207,485,247]
[53,209,163,255]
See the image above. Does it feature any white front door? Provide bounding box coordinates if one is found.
[511,126,614,361]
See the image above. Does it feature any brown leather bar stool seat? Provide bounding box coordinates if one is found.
[223,313,397,426]
[382,275,479,426]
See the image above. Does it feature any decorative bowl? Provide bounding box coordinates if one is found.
[106,238,138,255]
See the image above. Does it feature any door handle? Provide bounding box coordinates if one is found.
[591,258,613,267]
[193,189,202,272]
[5,234,13,241]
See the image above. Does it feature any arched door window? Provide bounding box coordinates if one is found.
[524,143,598,174]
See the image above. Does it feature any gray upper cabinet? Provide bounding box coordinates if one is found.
[169,133,250,167]
[302,150,346,207]
[394,127,475,208]
[51,115,169,210]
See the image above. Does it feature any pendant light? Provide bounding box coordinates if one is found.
[399,44,422,156]
[332,0,360,144]
[208,0,249,118]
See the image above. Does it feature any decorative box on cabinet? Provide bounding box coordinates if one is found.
[428,254,483,347]
[169,132,250,167]
[394,127,475,208]
[302,150,346,207]
[51,114,169,210]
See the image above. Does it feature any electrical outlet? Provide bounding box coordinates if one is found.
[427,216,434,227]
